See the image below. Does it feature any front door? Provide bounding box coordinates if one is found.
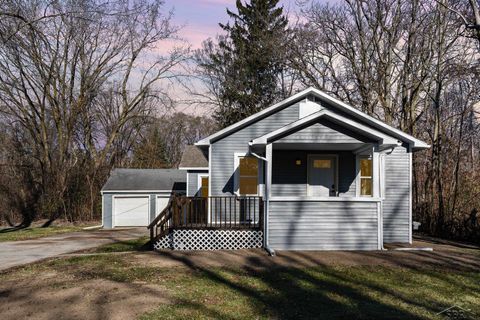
[308,155,337,197]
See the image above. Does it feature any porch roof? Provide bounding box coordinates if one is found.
[250,109,399,148]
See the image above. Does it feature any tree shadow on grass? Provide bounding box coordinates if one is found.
[0,226,28,233]
[158,251,431,320]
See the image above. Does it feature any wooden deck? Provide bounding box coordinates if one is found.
[148,195,264,244]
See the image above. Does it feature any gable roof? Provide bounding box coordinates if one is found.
[250,109,399,147]
[178,145,209,170]
[102,169,186,192]
[196,87,429,150]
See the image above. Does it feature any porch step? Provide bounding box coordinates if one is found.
[153,228,263,251]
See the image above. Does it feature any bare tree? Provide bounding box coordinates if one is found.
[131,113,217,168]
[292,0,480,241]
[0,0,188,226]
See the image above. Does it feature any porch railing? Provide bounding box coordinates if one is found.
[148,194,264,243]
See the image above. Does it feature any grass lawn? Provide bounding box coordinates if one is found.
[92,236,151,253]
[1,248,478,320]
[141,266,479,320]
[0,225,92,242]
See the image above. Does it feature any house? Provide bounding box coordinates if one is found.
[148,87,429,253]
[101,169,186,228]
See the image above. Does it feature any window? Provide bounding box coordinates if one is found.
[237,155,258,195]
[200,176,209,197]
[359,157,373,196]
[313,159,331,168]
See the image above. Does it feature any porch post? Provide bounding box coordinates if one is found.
[264,143,273,249]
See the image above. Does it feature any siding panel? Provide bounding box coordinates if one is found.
[276,119,370,144]
[187,170,208,197]
[211,103,300,195]
[383,146,410,243]
[269,200,379,250]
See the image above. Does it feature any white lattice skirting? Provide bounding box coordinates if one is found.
[153,229,263,250]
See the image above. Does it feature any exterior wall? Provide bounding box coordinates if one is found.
[102,191,182,229]
[103,194,113,228]
[383,146,411,243]
[187,170,208,196]
[271,150,356,197]
[276,119,370,144]
[207,96,413,247]
[268,200,379,250]
[210,103,300,195]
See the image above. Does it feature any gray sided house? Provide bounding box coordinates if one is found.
[102,169,185,228]
[159,87,430,252]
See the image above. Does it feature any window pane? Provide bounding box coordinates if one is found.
[313,159,331,168]
[240,177,258,195]
[360,158,372,177]
[360,178,372,196]
[239,157,258,176]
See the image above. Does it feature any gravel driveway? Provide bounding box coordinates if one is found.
[0,228,148,271]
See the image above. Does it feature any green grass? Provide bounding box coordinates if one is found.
[92,236,150,253]
[139,266,480,320]
[0,225,89,242]
[10,252,477,320]
[2,250,479,320]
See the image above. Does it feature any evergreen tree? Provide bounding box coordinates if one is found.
[199,0,288,127]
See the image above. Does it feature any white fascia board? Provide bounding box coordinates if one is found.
[323,112,399,145]
[251,109,398,146]
[308,88,430,149]
[101,190,180,194]
[178,167,209,171]
[195,88,315,146]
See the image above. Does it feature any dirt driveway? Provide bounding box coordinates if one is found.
[129,236,480,272]
[0,228,148,271]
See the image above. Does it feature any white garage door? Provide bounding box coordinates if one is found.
[156,196,170,216]
[113,196,150,227]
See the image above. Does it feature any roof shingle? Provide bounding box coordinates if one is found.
[178,145,209,169]
[102,169,186,191]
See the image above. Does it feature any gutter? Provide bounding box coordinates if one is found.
[249,144,276,256]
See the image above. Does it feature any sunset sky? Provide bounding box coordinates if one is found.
[164,0,304,50]
[157,1,337,115]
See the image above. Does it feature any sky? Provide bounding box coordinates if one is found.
[163,0,304,51]
[157,0,310,115]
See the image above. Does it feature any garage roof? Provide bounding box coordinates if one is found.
[101,169,186,192]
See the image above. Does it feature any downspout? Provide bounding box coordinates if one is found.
[249,144,275,256]
[377,145,396,250]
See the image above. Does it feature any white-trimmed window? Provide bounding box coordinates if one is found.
[359,156,373,196]
[234,154,258,195]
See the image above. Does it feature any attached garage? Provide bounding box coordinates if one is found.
[102,169,186,228]
[113,196,150,227]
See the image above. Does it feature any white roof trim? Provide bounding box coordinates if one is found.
[101,190,183,194]
[178,167,209,171]
[196,87,429,149]
[250,109,399,146]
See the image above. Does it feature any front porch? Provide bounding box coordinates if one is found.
[148,195,264,250]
